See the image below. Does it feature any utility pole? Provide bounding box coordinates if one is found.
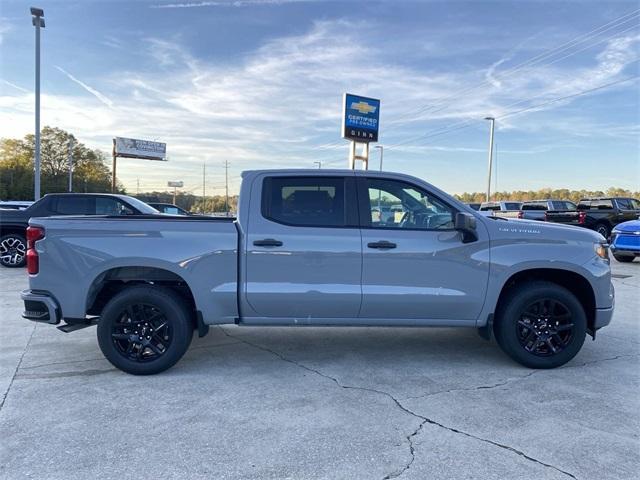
[224,160,229,216]
[202,163,206,214]
[67,138,73,192]
[31,7,45,200]
[484,117,495,202]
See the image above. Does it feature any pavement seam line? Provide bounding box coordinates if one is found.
[219,327,577,480]
[0,323,36,412]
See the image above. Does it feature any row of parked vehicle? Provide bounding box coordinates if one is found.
[0,194,195,268]
[2,192,639,269]
[466,197,640,263]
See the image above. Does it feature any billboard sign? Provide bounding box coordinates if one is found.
[167,181,183,188]
[115,137,166,160]
[342,93,380,142]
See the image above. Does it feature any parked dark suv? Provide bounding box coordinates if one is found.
[545,197,640,238]
[0,193,158,268]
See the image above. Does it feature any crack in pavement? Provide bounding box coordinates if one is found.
[15,368,116,379]
[403,370,539,401]
[0,323,36,412]
[219,327,577,480]
[404,352,640,402]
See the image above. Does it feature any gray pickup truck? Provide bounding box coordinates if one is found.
[22,170,614,375]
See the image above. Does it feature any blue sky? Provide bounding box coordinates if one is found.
[1,0,639,195]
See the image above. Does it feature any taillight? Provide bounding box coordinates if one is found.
[578,211,586,224]
[517,211,523,219]
[26,226,45,274]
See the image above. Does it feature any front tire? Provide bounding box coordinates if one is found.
[97,285,194,375]
[0,234,27,268]
[494,281,587,369]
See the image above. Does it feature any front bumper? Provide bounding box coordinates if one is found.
[21,290,61,324]
[594,306,614,329]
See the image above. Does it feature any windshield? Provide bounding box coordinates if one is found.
[124,197,159,214]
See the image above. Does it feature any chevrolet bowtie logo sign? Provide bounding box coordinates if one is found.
[342,93,381,143]
[350,101,377,114]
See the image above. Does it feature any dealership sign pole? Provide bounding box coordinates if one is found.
[112,137,167,192]
[167,181,183,204]
[342,93,380,170]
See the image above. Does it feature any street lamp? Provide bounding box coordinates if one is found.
[484,117,495,202]
[313,161,321,169]
[31,7,45,200]
[374,145,384,171]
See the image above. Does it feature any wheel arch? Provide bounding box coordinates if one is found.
[86,266,198,326]
[494,268,596,335]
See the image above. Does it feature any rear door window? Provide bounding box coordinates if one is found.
[522,203,547,211]
[53,196,93,215]
[262,176,351,227]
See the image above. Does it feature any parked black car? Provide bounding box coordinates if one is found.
[146,202,191,215]
[545,197,640,237]
[0,193,158,268]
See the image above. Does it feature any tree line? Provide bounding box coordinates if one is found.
[2,127,636,208]
[0,127,117,199]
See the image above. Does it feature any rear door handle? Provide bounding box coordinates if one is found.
[253,238,283,247]
[367,240,397,249]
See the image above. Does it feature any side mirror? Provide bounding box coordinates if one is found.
[455,212,478,243]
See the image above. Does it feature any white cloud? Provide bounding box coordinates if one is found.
[1,79,29,93]
[54,66,114,108]
[1,19,638,193]
[152,0,317,8]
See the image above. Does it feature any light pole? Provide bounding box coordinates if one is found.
[374,145,384,171]
[313,161,321,169]
[484,117,495,202]
[67,138,74,192]
[31,7,45,200]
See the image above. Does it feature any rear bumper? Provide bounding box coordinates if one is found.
[21,290,61,324]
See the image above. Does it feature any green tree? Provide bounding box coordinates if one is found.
[0,126,117,200]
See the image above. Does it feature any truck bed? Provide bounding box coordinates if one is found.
[28,215,239,324]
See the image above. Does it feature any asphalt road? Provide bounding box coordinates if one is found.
[1,260,638,480]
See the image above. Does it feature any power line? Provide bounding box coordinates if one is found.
[386,74,639,150]
[385,8,640,126]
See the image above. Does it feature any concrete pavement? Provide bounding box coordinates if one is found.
[1,261,638,479]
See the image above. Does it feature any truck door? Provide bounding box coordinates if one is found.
[357,176,490,321]
[244,174,362,320]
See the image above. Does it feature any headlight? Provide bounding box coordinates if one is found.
[594,242,609,262]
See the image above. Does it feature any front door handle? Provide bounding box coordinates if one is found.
[253,238,283,247]
[367,240,397,249]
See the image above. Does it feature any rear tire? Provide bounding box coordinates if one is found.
[494,281,587,369]
[97,285,194,375]
[0,234,27,268]
[613,254,635,263]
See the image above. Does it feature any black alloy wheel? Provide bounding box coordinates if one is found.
[110,303,172,362]
[494,281,587,369]
[516,298,574,357]
[97,285,193,375]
